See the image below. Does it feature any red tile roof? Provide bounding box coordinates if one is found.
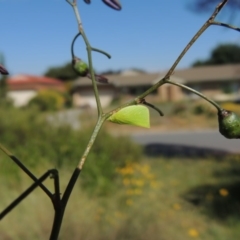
[7,74,65,91]
[7,74,63,85]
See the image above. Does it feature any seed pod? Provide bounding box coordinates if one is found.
[218,109,240,139]
[72,57,89,77]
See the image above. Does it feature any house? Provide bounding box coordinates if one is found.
[71,64,240,108]
[7,74,65,107]
[71,70,182,108]
[170,64,240,101]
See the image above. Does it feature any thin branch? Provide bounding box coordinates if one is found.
[164,0,228,79]
[0,169,56,220]
[71,33,111,63]
[71,32,81,58]
[212,21,240,32]
[141,100,164,116]
[166,80,222,111]
[116,0,230,105]
[91,47,111,59]
[0,143,52,199]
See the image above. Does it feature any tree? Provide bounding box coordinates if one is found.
[44,62,79,81]
[0,53,8,99]
[192,43,240,66]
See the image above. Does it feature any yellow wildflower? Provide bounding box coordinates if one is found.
[131,179,145,187]
[126,189,135,195]
[123,178,131,186]
[219,188,229,197]
[126,199,133,206]
[150,180,159,189]
[134,188,142,195]
[188,228,199,238]
[172,203,181,210]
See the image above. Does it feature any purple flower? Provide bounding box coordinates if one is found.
[0,64,9,75]
[102,0,121,10]
[83,0,122,10]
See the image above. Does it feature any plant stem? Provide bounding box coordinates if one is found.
[67,0,103,116]
[49,116,104,239]
[212,21,240,32]
[81,29,103,115]
[77,117,105,170]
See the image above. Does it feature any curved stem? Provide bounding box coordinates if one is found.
[142,101,164,116]
[71,33,111,59]
[71,32,81,58]
[166,80,222,111]
[91,47,111,59]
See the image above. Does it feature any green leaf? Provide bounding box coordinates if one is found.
[107,105,150,128]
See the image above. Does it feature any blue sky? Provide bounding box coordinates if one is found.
[1,0,240,76]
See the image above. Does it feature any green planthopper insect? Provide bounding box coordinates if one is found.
[107,105,150,128]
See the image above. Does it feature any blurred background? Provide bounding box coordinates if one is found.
[1,0,240,239]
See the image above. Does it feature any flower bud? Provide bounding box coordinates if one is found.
[72,57,89,77]
[102,0,122,10]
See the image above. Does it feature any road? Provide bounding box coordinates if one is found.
[131,129,240,154]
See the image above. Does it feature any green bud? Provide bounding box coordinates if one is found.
[72,57,88,76]
[218,109,240,139]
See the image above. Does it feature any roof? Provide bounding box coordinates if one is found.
[7,74,64,89]
[172,64,240,83]
[7,74,64,86]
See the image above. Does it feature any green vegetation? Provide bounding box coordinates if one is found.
[1,107,240,239]
[44,62,79,81]
[0,106,142,194]
[192,43,240,67]
[1,150,240,239]
[27,90,65,112]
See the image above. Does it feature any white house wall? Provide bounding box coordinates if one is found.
[7,90,37,107]
[73,92,113,108]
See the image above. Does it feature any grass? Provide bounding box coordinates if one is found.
[1,156,240,239]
